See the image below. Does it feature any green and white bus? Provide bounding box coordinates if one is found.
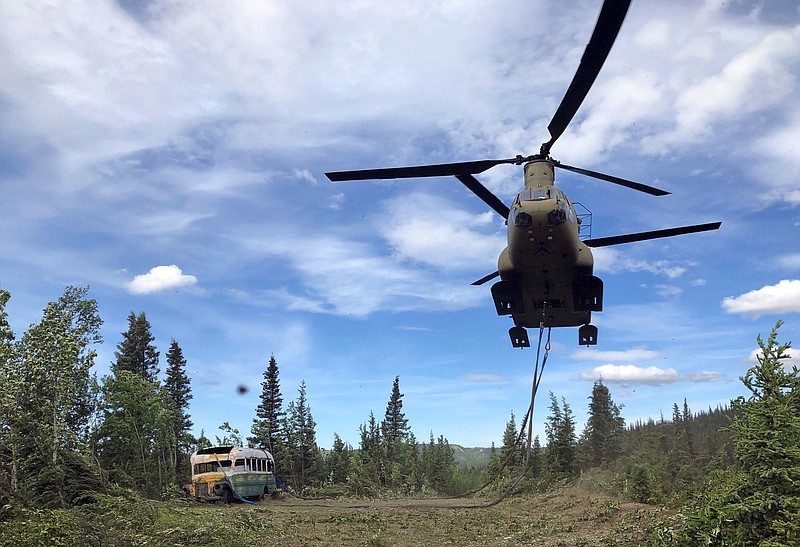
[186,446,278,502]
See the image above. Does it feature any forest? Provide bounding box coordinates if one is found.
[1,285,798,546]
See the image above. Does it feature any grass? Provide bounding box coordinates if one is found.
[0,485,677,546]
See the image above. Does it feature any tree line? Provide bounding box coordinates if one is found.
[0,286,459,505]
[2,286,798,545]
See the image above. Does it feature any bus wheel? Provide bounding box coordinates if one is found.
[221,487,233,504]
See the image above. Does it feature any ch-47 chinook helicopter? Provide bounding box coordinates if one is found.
[326,0,721,348]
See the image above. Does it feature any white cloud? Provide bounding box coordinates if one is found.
[641,23,800,152]
[722,279,800,317]
[673,26,799,140]
[581,364,679,385]
[463,373,506,383]
[239,227,485,316]
[571,347,661,362]
[580,364,723,386]
[655,284,682,298]
[777,253,800,270]
[747,346,799,364]
[380,193,505,271]
[592,247,687,278]
[126,265,198,294]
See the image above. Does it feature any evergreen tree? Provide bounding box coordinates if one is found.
[249,354,283,457]
[112,312,159,382]
[283,381,319,490]
[96,310,170,496]
[326,433,352,485]
[164,340,193,481]
[682,322,800,544]
[194,429,211,450]
[95,370,172,496]
[529,435,543,478]
[358,411,384,487]
[382,376,409,444]
[581,380,624,468]
[420,432,456,493]
[500,410,525,471]
[545,392,577,476]
[381,376,412,487]
[728,322,800,543]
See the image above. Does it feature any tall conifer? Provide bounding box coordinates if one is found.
[581,380,624,468]
[112,312,159,382]
[250,354,283,456]
[164,339,193,480]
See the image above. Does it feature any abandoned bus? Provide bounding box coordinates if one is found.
[185,446,278,502]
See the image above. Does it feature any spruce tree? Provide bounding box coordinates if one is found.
[112,312,159,382]
[249,354,283,456]
[97,310,165,496]
[545,392,577,476]
[728,322,800,543]
[381,376,410,480]
[500,410,524,471]
[326,433,352,485]
[682,322,800,544]
[359,411,384,487]
[164,339,193,481]
[581,380,624,468]
[382,376,409,442]
[283,381,319,490]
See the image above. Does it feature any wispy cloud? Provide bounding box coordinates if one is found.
[571,347,661,362]
[580,364,723,386]
[463,373,506,383]
[592,248,688,278]
[380,193,505,271]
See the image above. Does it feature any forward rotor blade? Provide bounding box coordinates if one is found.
[455,174,510,219]
[544,0,632,151]
[325,158,519,182]
[555,161,669,196]
[585,222,721,248]
[472,271,500,286]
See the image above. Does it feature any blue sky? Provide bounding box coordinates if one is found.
[1,0,799,449]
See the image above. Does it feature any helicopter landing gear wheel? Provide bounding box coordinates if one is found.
[509,326,530,348]
[579,324,598,346]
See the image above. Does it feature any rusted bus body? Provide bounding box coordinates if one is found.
[185,446,278,502]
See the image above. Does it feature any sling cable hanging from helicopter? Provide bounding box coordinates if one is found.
[439,315,552,509]
[341,320,554,511]
[471,321,551,508]
[289,319,554,512]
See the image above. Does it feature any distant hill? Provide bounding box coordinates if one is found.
[450,445,492,468]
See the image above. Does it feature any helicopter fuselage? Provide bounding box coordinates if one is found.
[492,159,602,346]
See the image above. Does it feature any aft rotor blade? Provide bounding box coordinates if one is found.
[455,174,510,219]
[555,161,669,196]
[325,158,519,182]
[472,271,500,286]
[544,0,632,151]
[585,222,721,248]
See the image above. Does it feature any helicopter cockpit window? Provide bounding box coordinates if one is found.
[518,188,550,201]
